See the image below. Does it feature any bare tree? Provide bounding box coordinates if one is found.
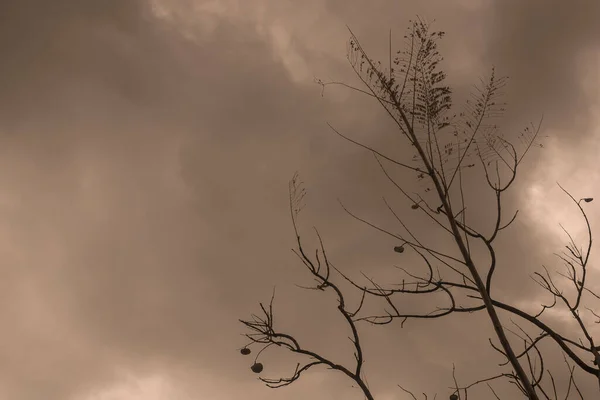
[238,17,599,399]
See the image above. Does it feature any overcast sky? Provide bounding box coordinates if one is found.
[1,0,599,399]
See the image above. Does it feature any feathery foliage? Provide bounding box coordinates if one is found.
[239,17,597,400]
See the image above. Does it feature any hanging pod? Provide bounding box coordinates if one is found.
[240,347,251,355]
[251,362,264,373]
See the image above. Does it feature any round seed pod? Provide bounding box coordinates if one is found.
[251,362,264,373]
[393,246,405,253]
[240,347,251,355]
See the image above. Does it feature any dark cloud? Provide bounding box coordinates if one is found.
[482,0,600,146]
[0,0,598,399]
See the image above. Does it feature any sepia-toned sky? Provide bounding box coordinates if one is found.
[1,0,599,399]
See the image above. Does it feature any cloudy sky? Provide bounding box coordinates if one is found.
[1,0,599,399]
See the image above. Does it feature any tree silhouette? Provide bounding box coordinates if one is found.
[239,17,598,399]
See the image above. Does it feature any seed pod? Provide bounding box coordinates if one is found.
[584,198,594,203]
[393,246,405,253]
[240,347,251,355]
[450,394,458,400]
[251,362,263,373]
[411,204,419,209]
